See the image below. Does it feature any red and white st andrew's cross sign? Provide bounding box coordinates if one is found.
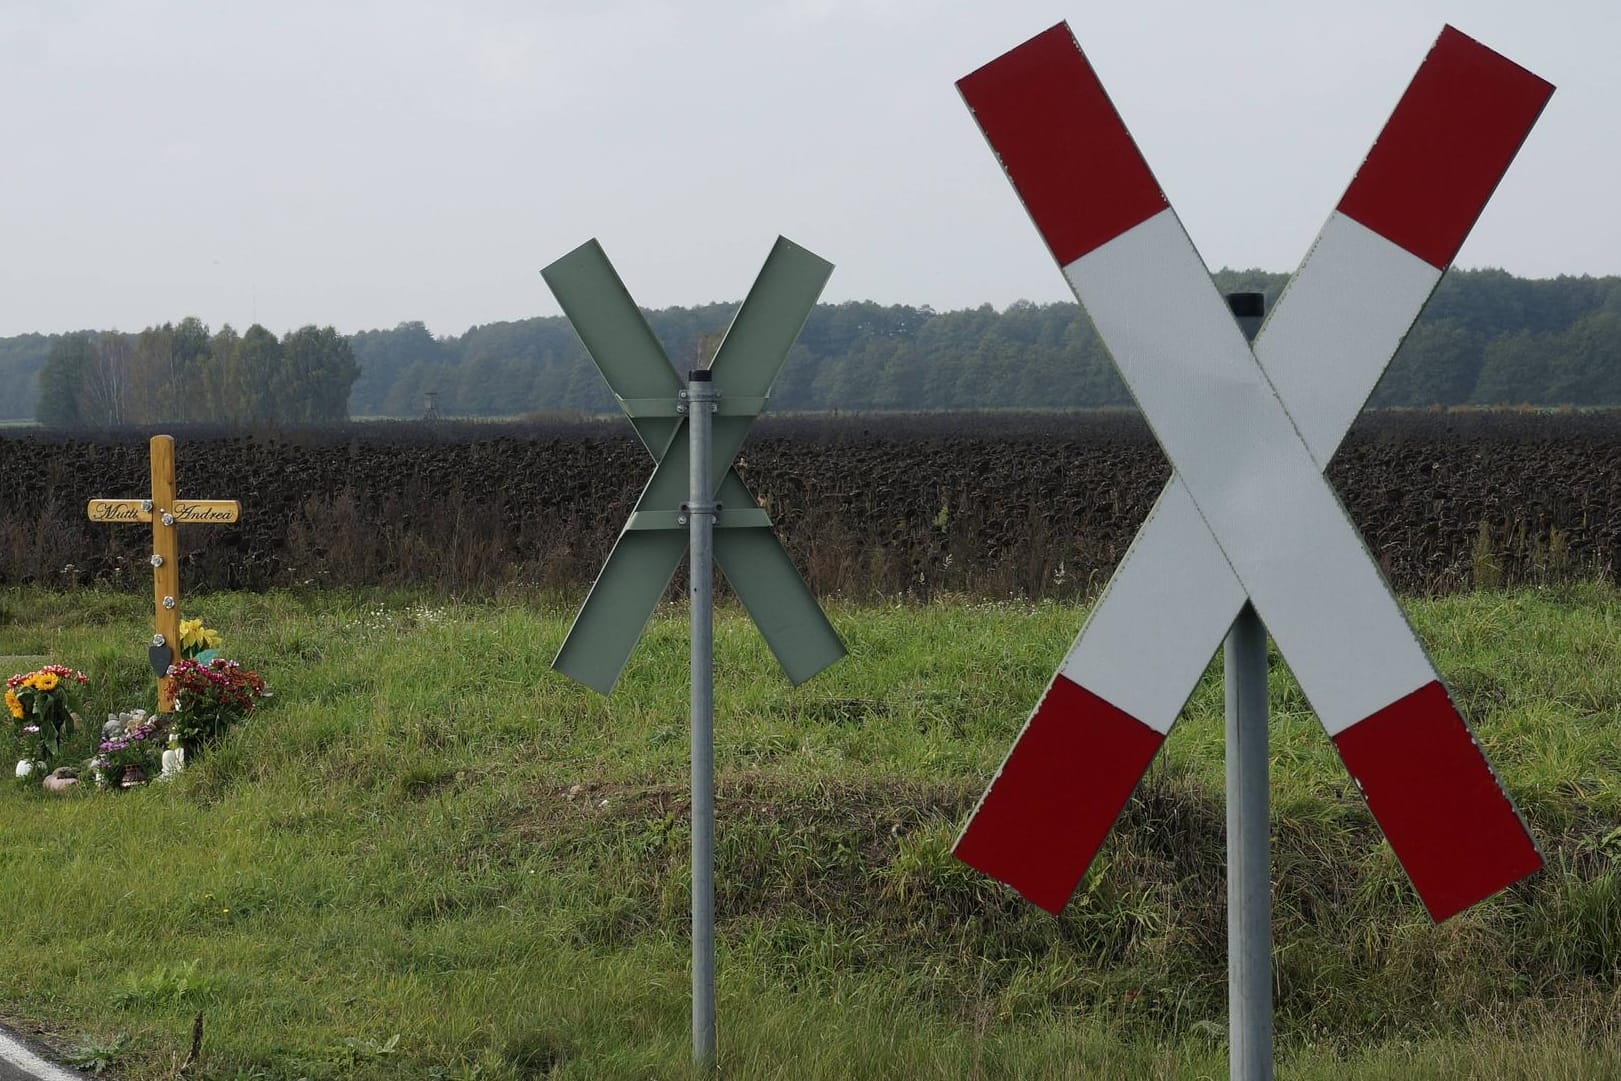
[953,24,1553,922]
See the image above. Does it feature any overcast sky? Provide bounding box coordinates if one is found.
[1,0,1615,339]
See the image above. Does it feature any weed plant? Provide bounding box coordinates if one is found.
[0,584,1618,1079]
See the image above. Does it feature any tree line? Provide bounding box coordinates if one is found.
[26,319,358,427]
[349,267,1621,416]
[2,267,1619,426]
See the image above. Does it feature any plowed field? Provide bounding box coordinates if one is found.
[3,411,1616,596]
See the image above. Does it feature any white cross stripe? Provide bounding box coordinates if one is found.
[1067,209,1438,733]
[1063,212,1441,732]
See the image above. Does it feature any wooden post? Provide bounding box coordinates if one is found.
[150,435,180,711]
[87,435,239,712]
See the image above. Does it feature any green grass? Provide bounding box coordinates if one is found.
[1,584,1618,1080]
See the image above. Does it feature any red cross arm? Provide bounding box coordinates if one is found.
[958,22,1552,271]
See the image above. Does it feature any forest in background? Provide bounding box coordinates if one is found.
[14,318,357,428]
[2,267,1619,424]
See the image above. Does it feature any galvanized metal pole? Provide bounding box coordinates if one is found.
[1224,291,1272,1081]
[684,368,719,1071]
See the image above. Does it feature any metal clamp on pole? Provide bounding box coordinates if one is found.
[686,368,719,1071]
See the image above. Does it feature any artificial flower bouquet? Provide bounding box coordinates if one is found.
[169,617,269,748]
[168,657,268,748]
[6,665,88,772]
[178,617,223,662]
[88,709,165,788]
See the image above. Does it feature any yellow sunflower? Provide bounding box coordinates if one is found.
[4,689,20,719]
[33,672,59,693]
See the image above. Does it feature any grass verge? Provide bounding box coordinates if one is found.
[0,584,1618,1079]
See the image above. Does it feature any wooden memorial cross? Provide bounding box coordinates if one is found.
[86,435,239,712]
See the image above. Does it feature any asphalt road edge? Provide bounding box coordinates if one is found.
[0,1022,81,1081]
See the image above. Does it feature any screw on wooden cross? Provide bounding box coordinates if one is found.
[86,435,240,712]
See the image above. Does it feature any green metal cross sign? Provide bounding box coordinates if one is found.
[544,236,846,695]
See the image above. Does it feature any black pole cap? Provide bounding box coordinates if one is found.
[689,369,713,382]
[1225,292,1265,318]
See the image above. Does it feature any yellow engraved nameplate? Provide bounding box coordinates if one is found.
[171,500,240,524]
[87,499,240,524]
[87,499,151,523]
